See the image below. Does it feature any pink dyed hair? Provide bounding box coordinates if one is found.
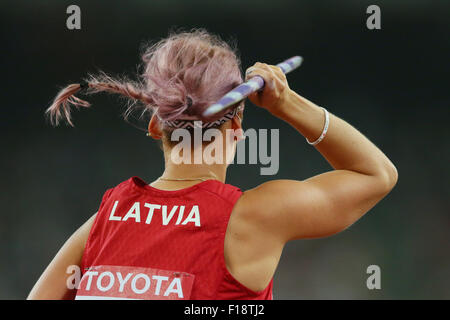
[46,29,243,128]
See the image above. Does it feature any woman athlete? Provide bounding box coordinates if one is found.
[28,29,397,300]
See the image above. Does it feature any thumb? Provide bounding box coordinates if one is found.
[247,91,261,106]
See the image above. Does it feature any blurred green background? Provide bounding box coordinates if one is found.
[1,0,449,299]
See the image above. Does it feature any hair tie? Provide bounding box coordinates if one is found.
[186,96,193,108]
[79,82,89,90]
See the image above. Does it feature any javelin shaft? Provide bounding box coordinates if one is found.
[203,56,303,117]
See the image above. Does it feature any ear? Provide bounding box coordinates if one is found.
[148,114,163,140]
[231,113,245,141]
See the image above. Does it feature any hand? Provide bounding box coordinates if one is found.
[245,62,292,117]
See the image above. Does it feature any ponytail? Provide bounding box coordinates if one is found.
[46,73,153,127]
[46,83,90,126]
[46,29,243,128]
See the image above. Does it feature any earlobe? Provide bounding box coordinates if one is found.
[231,116,245,141]
[232,113,242,129]
[148,114,163,140]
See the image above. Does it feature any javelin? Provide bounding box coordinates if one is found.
[202,56,303,117]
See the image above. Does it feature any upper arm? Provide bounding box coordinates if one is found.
[240,170,395,242]
[27,213,97,300]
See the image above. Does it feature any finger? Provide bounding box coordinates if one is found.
[269,65,287,82]
[269,65,283,75]
[245,64,284,96]
[245,64,266,79]
[245,62,263,74]
[246,62,272,76]
[246,64,284,86]
[245,68,262,82]
[256,68,278,90]
[245,67,273,85]
[247,91,262,106]
[245,67,256,81]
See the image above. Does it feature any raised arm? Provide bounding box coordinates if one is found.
[239,63,398,242]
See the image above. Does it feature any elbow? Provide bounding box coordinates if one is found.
[387,162,398,190]
[379,162,398,194]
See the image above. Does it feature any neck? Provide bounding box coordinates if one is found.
[160,162,227,183]
[156,129,237,186]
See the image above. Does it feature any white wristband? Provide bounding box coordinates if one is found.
[306,107,329,146]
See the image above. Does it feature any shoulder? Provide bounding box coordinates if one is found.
[232,179,311,240]
[238,179,309,215]
[197,180,243,206]
[100,176,142,199]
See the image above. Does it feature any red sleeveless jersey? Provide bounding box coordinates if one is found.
[76,176,273,300]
